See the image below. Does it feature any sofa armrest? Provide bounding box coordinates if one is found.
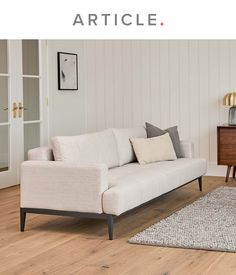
[21,161,108,214]
[180,141,194,158]
[28,147,54,161]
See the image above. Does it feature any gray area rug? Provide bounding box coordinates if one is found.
[129,187,236,252]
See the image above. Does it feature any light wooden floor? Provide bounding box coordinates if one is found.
[0,177,235,275]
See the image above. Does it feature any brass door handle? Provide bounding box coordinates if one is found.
[19,107,28,110]
[12,103,18,118]
[18,102,28,118]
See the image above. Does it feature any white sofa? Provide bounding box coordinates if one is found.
[20,127,207,239]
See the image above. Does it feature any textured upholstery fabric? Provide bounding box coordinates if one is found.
[180,141,194,158]
[145,122,183,158]
[21,161,108,213]
[28,146,54,161]
[130,133,177,164]
[52,129,119,169]
[112,127,147,166]
[103,158,207,215]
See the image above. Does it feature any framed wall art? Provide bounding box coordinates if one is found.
[57,52,78,90]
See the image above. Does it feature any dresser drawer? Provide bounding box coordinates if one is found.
[218,144,236,164]
[219,129,236,145]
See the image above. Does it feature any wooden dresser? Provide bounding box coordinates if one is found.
[217,125,236,182]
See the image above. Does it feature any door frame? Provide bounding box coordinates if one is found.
[0,40,49,189]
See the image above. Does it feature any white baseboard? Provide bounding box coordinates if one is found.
[206,162,228,177]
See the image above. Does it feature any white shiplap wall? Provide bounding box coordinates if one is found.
[47,40,236,176]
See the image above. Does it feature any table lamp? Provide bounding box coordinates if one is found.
[223,92,236,125]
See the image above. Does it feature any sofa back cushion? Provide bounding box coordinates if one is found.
[112,127,147,166]
[52,129,119,169]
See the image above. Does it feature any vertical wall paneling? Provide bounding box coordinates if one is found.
[199,41,209,160]
[131,41,142,126]
[113,41,123,128]
[77,41,86,134]
[179,41,190,140]
[122,40,133,127]
[140,41,151,124]
[189,41,200,157]
[149,41,161,125]
[230,41,236,91]
[208,41,219,163]
[104,41,115,129]
[95,41,106,130]
[219,41,230,125]
[159,41,170,129]
[85,41,97,132]
[169,41,180,128]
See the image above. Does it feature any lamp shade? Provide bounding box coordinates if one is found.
[223,92,236,106]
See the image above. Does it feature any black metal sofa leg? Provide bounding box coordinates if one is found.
[20,208,114,240]
[20,208,26,232]
[107,215,114,240]
[198,176,202,192]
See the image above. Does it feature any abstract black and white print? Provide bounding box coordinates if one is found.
[58,52,78,90]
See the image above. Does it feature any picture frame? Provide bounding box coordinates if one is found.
[57,52,78,90]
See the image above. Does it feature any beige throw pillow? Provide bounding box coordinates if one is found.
[130,133,177,165]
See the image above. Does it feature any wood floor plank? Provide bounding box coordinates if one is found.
[0,176,235,274]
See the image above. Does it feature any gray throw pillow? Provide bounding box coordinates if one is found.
[145,122,183,158]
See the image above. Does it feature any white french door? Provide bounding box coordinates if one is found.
[0,40,48,189]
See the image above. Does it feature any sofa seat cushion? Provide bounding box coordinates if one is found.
[103,158,207,215]
[52,129,119,169]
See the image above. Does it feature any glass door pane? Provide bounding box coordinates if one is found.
[23,78,40,121]
[22,40,41,160]
[0,125,9,172]
[0,40,8,74]
[0,76,8,123]
[0,40,9,173]
[22,40,39,75]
